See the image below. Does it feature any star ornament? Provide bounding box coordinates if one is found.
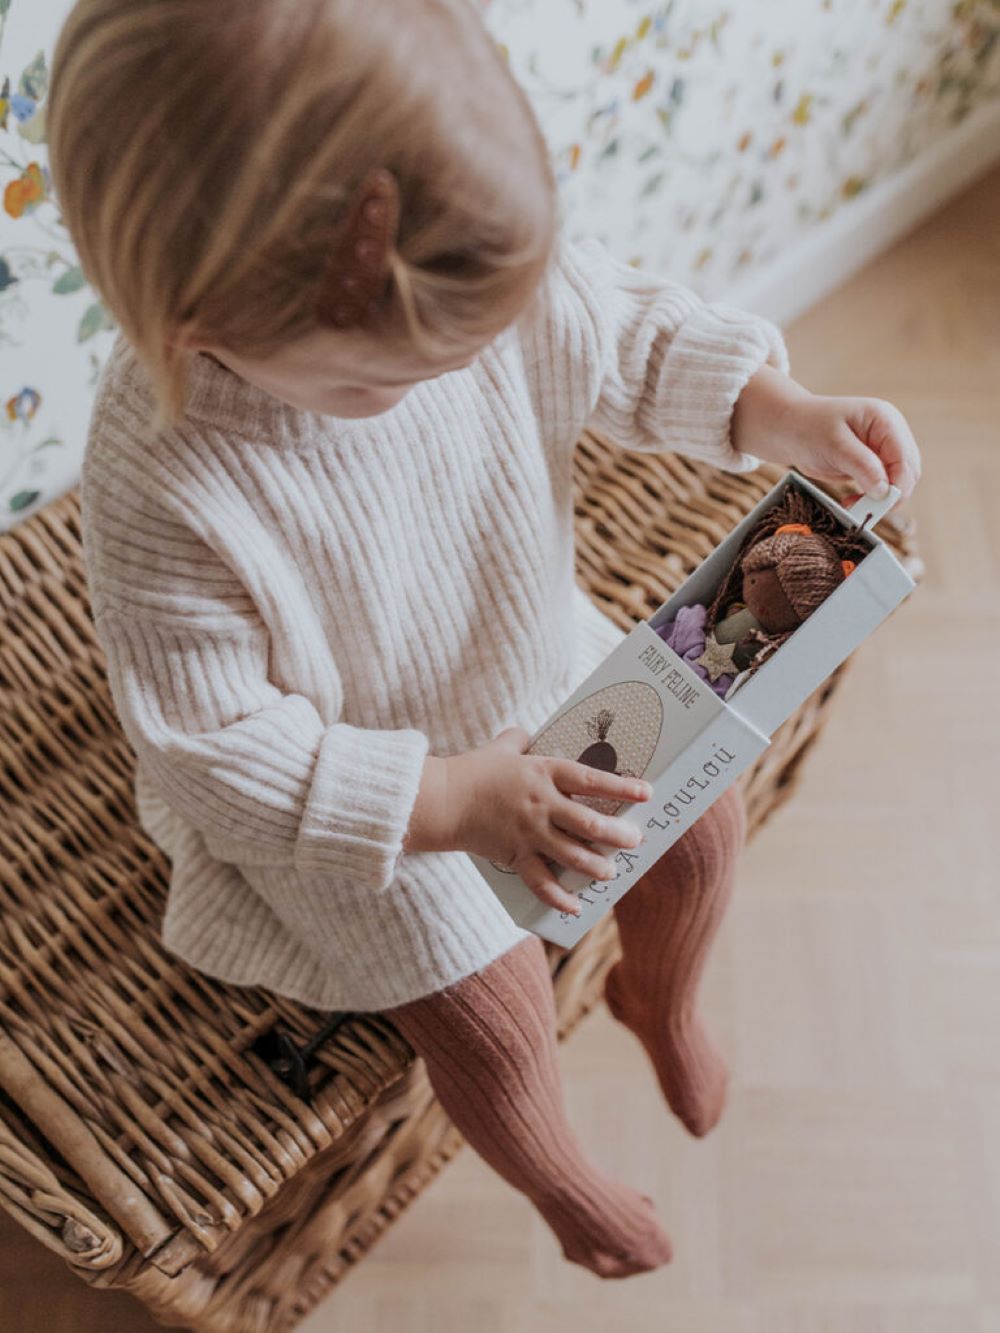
[694,632,739,682]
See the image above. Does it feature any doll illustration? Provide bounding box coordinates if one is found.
[487,684,664,872]
[577,707,635,777]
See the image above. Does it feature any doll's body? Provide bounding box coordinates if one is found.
[656,602,738,698]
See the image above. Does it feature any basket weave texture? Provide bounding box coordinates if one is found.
[0,436,921,1331]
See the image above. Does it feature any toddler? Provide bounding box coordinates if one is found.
[49,0,920,1279]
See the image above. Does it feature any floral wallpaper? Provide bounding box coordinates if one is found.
[485,0,1000,282]
[1,0,999,531]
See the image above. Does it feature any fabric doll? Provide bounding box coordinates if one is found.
[654,487,872,698]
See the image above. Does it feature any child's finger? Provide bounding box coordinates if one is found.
[552,760,652,804]
[836,424,890,498]
[516,853,582,916]
[882,412,921,496]
[543,829,618,883]
[552,797,644,850]
[494,725,534,752]
[851,399,921,497]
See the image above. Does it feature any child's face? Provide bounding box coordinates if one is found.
[193,326,482,419]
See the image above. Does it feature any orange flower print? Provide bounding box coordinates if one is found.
[6,387,42,423]
[632,69,655,101]
[4,163,48,219]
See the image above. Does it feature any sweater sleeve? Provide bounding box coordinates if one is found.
[531,233,790,472]
[84,483,430,905]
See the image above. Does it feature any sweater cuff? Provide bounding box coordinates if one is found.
[644,303,789,473]
[296,724,431,889]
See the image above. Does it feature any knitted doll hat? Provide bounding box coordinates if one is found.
[740,527,845,623]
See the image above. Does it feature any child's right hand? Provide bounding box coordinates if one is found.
[446,727,653,916]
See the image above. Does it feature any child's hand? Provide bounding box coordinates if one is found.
[446,728,653,916]
[732,365,922,506]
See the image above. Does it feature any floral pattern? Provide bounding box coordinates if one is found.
[0,0,115,530]
[482,0,1000,278]
[1,0,999,531]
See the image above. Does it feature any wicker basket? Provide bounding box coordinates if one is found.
[0,437,921,1331]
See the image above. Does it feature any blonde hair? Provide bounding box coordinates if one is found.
[47,0,558,431]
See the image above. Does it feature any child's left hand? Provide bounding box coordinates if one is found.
[732,364,922,507]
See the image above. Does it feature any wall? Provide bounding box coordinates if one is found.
[485,0,1000,289]
[1,0,998,529]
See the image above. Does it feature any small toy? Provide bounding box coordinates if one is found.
[655,486,872,700]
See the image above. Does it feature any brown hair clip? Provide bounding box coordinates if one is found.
[314,167,400,330]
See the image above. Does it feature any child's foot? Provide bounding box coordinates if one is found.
[535,1169,673,1278]
[604,961,729,1138]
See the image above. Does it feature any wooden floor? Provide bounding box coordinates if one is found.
[3,166,1000,1333]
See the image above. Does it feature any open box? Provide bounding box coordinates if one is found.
[469,469,917,947]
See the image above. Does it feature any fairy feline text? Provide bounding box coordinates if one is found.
[637,641,701,708]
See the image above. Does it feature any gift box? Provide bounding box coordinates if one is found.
[469,469,916,947]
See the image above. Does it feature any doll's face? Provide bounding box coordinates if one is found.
[741,565,802,632]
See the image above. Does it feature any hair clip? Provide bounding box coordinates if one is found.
[314,166,400,330]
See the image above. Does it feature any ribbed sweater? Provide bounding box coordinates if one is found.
[80,233,788,1012]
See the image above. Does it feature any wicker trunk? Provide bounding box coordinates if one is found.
[0,437,921,1332]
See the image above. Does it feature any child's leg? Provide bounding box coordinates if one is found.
[603,784,746,1137]
[384,932,672,1279]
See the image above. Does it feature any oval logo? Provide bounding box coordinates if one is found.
[488,679,663,874]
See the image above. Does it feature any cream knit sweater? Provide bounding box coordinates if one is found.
[81,233,788,1012]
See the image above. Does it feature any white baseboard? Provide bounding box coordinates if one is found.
[724,97,1000,327]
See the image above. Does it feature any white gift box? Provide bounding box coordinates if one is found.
[470,469,916,947]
